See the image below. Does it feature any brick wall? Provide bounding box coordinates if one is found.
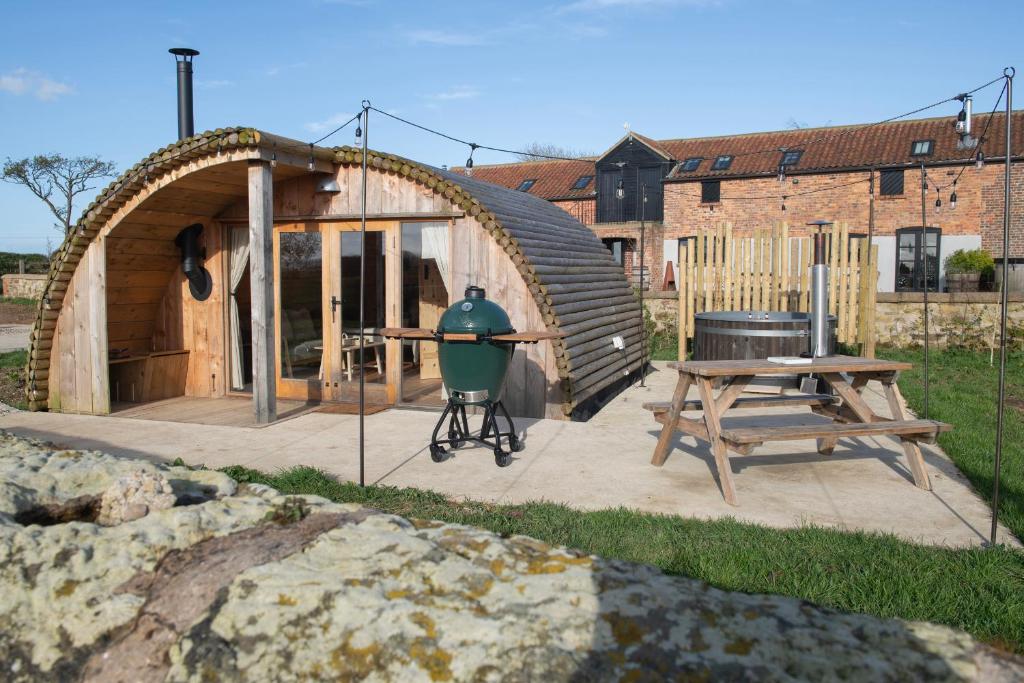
[662,163,1013,241]
[588,222,666,291]
[980,163,1024,257]
[552,198,596,225]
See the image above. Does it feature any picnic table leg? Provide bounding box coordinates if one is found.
[882,380,932,491]
[817,372,881,455]
[651,373,693,466]
[697,377,738,506]
[816,437,837,455]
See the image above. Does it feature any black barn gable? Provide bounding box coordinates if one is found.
[595,134,672,223]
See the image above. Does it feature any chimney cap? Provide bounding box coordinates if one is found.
[169,48,200,60]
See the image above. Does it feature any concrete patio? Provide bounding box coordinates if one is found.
[0,361,1011,548]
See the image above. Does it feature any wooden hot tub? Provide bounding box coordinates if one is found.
[693,311,836,361]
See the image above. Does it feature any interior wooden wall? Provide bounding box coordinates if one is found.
[47,239,108,414]
[106,235,180,354]
[152,222,227,398]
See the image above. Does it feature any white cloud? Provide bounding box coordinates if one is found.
[197,79,234,89]
[404,29,484,46]
[425,85,480,102]
[0,68,73,101]
[266,61,308,77]
[305,111,356,134]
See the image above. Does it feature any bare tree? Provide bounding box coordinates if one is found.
[3,154,118,234]
[786,117,809,130]
[513,143,592,161]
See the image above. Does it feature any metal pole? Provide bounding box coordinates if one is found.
[867,169,875,357]
[639,181,647,387]
[991,67,1014,545]
[359,101,370,488]
[919,162,930,419]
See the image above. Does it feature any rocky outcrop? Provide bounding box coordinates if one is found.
[0,432,1019,682]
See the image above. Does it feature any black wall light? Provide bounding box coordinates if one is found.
[175,223,213,301]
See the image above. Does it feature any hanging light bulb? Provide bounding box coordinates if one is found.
[781,195,787,212]
[777,164,786,183]
[949,181,957,210]
[270,143,277,168]
[354,114,363,147]
[976,150,985,169]
[465,143,477,177]
[307,143,315,172]
[934,189,941,212]
[616,179,625,200]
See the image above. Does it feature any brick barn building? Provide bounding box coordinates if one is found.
[457,112,1023,293]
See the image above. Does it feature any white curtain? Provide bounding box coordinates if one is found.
[420,222,451,293]
[228,226,250,390]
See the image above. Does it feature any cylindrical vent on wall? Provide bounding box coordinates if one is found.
[169,48,199,140]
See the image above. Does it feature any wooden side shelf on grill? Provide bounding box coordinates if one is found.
[379,327,563,344]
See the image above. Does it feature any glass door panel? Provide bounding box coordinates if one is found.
[277,230,324,399]
[400,222,450,405]
[339,231,387,386]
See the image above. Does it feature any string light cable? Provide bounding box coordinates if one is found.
[360,71,1005,205]
[929,79,1008,195]
[309,111,362,147]
[367,105,593,163]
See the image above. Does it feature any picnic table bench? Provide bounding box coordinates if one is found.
[644,356,952,505]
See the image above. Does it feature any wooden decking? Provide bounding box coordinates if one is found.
[110,396,318,428]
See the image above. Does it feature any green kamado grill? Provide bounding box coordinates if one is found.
[381,286,561,468]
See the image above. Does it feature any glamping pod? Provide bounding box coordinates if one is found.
[26,129,645,422]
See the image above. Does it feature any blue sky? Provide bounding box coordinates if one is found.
[1,0,1019,254]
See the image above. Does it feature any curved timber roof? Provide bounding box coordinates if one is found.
[27,128,643,416]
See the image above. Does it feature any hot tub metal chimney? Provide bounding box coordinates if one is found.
[169,48,199,140]
[808,222,832,357]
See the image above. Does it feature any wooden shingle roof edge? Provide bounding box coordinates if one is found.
[27,128,644,416]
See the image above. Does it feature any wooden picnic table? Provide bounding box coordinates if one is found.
[644,355,951,506]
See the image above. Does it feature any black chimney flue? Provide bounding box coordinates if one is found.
[169,48,199,140]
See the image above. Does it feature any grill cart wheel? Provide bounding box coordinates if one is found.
[429,443,450,463]
[508,434,523,452]
[447,427,465,449]
[494,448,512,467]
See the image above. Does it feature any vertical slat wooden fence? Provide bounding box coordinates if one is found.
[677,222,879,360]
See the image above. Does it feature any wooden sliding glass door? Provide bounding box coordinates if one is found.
[273,222,399,403]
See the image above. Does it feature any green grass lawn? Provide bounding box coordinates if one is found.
[0,296,39,307]
[879,347,1024,542]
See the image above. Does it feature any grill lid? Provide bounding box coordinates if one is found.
[437,286,514,336]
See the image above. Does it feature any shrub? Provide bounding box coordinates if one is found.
[945,248,994,276]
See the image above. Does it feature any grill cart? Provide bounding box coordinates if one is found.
[381,286,562,467]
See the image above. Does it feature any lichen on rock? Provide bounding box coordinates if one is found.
[0,430,1020,682]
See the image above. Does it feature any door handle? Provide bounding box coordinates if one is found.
[330,295,341,322]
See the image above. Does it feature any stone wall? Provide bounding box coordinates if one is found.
[643,292,678,333]
[875,292,1024,348]
[1,274,47,299]
[1,432,1020,681]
